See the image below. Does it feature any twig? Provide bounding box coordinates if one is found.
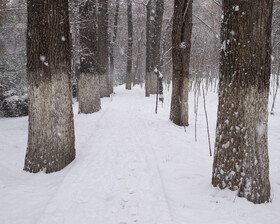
[202,84,212,156]
[194,84,200,142]
[271,64,280,115]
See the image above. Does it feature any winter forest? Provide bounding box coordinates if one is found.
[0,0,280,223]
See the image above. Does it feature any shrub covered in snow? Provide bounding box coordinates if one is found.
[0,89,28,117]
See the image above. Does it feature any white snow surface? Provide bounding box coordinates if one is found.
[0,85,279,224]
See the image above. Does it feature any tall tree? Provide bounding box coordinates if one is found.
[78,0,101,114]
[134,28,145,86]
[145,0,153,97]
[98,0,110,97]
[145,0,164,96]
[109,0,120,90]
[69,0,81,98]
[0,0,3,56]
[24,0,75,173]
[170,0,192,126]
[212,0,273,204]
[0,0,4,76]
[153,0,164,73]
[126,0,133,90]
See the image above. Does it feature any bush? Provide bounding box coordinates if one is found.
[0,90,28,117]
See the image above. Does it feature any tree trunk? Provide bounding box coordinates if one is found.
[134,30,144,86]
[98,0,110,97]
[145,0,153,97]
[24,0,75,173]
[109,0,120,92]
[79,74,100,114]
[145,0,164,96]
[212,0,273,204]
[170,0,192,127]
[152,0,164,91]
[79,0,101,114]
[0,0,4,59]
[69,0,81,99]
[126,0,133,90]
[154,68,164,102]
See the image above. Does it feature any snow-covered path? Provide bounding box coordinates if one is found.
[37,88,173,224]
[0,85,280,224]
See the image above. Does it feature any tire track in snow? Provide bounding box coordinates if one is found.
[138,115,174,221]
[121,100,174,224]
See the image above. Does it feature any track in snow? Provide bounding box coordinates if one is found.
[37,87,173,224]
[1,85,280,224]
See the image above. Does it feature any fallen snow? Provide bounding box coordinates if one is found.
[0,85,279,224]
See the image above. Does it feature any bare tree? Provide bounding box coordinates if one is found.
[98,0,111,97]
[134,28,145,86]
[212,0,273,204]
[69,0,81,98]
[145,0,164,96]
[24,0,75,173]
[126,0,133,90]
[170,0,192,126]
[109,0,120,89]
[78,0,101,114]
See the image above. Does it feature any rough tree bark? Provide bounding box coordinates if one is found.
[170,0,192,127]
[24,0,75,173]
[98,0,110,97]
[79,0,101,114]
[145,0,164,96]
[126,0,133,90]
[212,0,273,204]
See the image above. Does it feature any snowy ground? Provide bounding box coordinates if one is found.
[0,85,279,224]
